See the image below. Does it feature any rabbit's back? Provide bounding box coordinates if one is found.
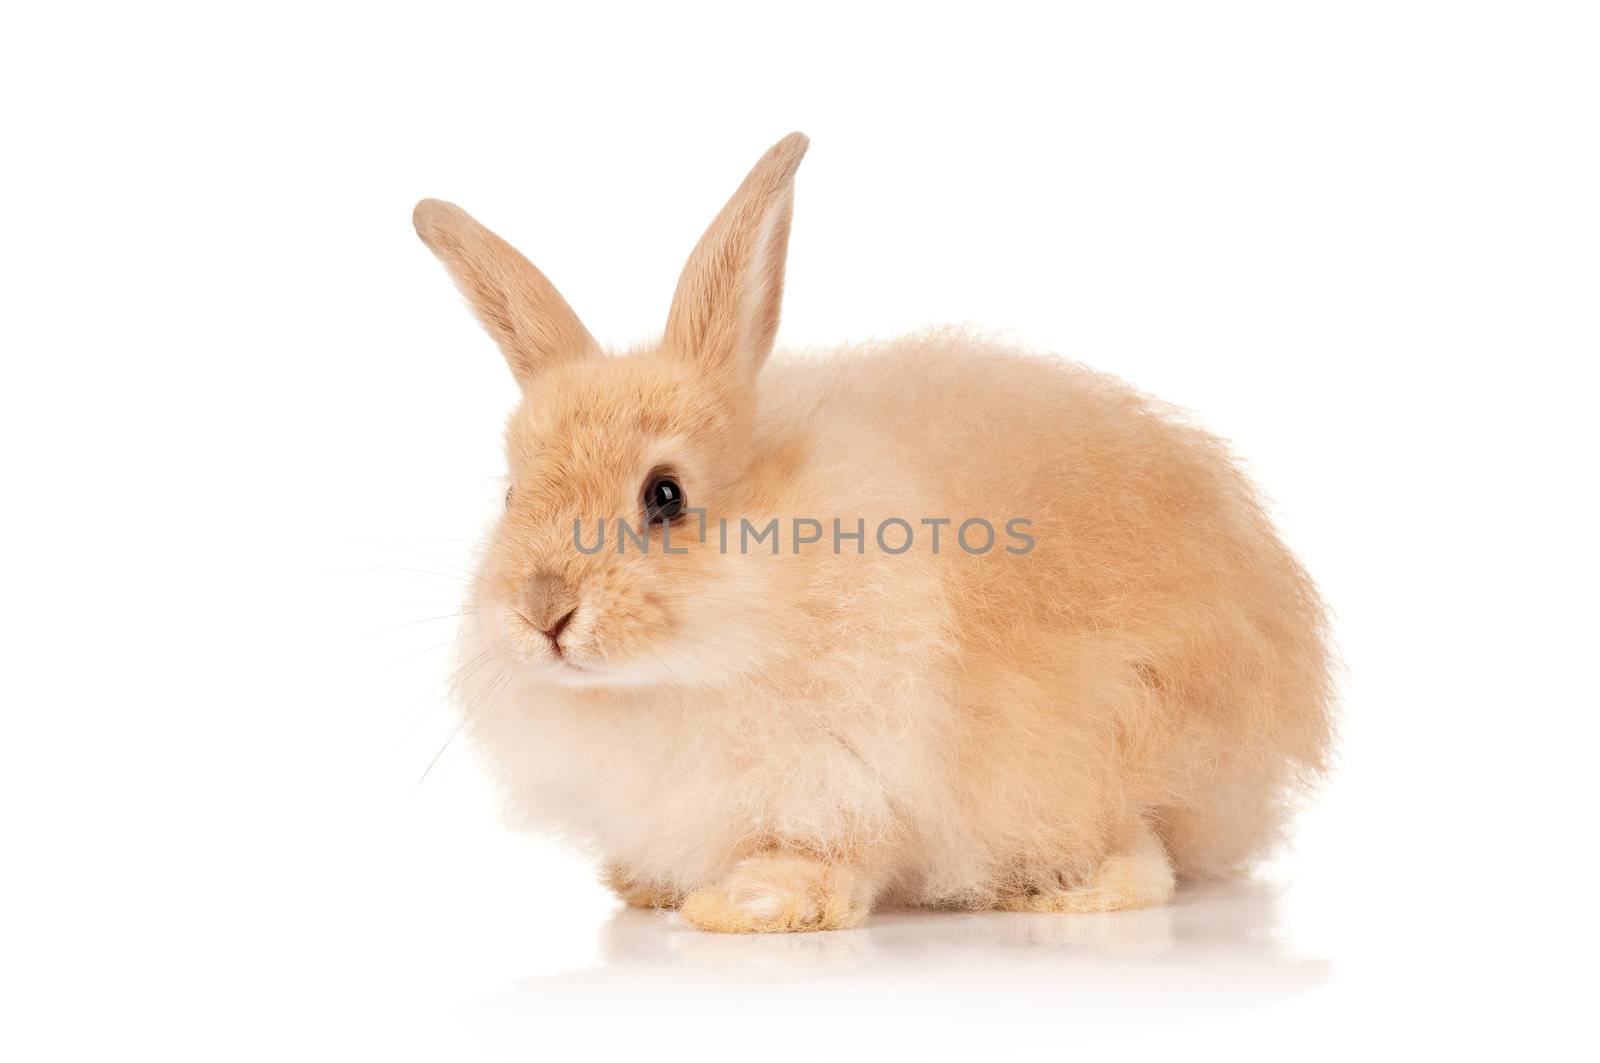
[764,330,1334,889]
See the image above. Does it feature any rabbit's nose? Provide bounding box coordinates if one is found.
[522,571,579,638]
[543,608,576,644]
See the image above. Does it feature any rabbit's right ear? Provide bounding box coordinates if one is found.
[413,199,597,388]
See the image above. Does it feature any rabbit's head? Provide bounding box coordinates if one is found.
[415,134,809,688]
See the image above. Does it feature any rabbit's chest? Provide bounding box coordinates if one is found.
[543,687,924,873]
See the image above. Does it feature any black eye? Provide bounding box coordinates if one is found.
[643,476,685,524]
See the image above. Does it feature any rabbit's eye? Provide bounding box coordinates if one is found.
[643,476,685,524]
[505,485,514,508]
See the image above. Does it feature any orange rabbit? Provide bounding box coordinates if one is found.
[414,134,1333,933]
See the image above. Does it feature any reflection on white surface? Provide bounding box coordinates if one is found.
[468,879,1330,1048]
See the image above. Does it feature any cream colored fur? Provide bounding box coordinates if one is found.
[415,134,1334,933]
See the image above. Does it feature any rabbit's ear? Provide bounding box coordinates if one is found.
[664,133,809,384]
[413,199,597,388]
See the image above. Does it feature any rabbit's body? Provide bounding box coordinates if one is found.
[422,134,1332,932]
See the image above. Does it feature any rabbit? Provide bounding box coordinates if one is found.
[412,133,1334,933]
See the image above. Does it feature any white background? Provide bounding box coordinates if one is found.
[4,2,1597,1059]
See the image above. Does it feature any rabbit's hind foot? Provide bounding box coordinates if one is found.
[602,862,683,911]
[998,824,1176,914]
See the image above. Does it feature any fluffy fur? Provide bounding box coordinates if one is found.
[414,133,1334,933]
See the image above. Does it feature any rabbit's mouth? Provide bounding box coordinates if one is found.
[544,654,648,690]
[532,628,594,676]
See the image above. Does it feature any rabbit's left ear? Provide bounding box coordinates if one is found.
[664,133,809,384]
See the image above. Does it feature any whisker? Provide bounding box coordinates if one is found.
[332,565,483,585]
[376,549,485,581]
[356,536,493,548]
[375,610,472,634]
[396,636,463,663]
[639,647,693,688]
[414,669,512,790]
[404,648,492,731]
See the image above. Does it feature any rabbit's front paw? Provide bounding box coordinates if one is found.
[680,854,870,934]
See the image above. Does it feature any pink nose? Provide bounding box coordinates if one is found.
[542,607,575,643]
[523,571,579,644]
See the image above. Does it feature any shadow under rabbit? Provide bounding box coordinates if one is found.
[467,879,1331,1037]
